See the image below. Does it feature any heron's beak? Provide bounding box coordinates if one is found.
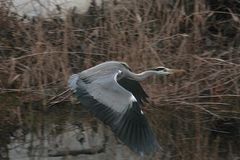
[168,69,186,74]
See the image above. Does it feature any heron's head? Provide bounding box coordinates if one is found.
[150,66,185,75]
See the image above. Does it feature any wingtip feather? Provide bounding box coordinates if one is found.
[113,102,160,155]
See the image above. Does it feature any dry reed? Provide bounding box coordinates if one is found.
[0,0,240,159]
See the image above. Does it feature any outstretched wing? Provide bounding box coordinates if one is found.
[68,72,160,155]
[118,78,149,105]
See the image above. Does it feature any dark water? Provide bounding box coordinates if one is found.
[1,100,239,160]
[1,104,141,160]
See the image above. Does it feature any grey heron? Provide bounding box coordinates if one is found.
[68,61,184,155]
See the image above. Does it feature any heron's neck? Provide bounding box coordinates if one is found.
[127,70,158,81]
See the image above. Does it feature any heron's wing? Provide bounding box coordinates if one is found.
[69,72,160,155]
[118,78,149,105]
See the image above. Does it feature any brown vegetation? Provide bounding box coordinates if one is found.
[0,0,240,159]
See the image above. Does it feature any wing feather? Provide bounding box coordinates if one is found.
[69,71,160,155]
[118,78,149,105]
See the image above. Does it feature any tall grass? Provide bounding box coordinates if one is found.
[0,0,240,159]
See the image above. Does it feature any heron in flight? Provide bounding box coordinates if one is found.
[68,61,184,155]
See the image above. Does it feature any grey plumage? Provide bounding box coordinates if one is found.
[68,61,183,155]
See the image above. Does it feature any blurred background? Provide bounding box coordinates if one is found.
[0,0,240,159]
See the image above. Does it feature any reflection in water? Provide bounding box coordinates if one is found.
[2,104,141,160]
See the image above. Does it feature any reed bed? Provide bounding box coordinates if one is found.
[0,0,240,159]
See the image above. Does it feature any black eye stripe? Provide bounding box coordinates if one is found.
[150,67,166,71]
[121,63,132,71]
